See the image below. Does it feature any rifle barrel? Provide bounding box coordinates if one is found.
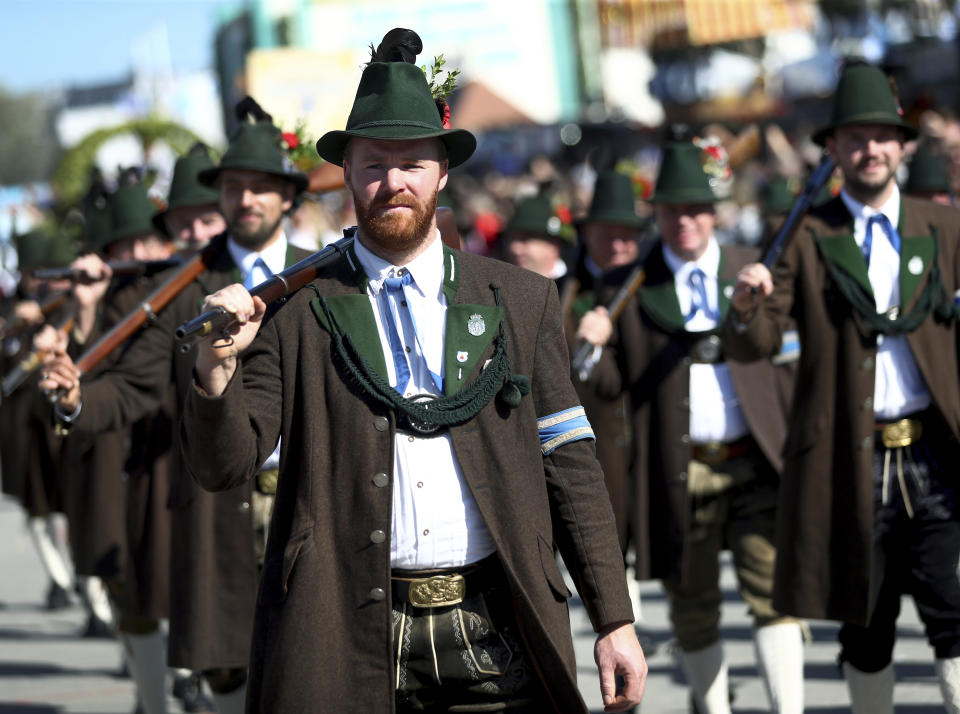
[32,258,181,282]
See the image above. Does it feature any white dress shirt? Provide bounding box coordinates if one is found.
[663,238,750,444]
[353,234,497,569]
[228,233,289,470]
[839,188,931,419]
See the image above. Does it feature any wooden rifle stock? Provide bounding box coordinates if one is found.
[73,244,219,376]
[570,264,646,376]
[32,258,182,283]
[176,208,461,352]
[175,236,355,351]
[2,308,76,398]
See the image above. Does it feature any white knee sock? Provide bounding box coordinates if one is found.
[843,661,894,714]
[81,576,115,625]
[936,656,960,713]
[28,517,72,589]
[212,683,247,714]
[123,629,168,714]
[754,622,804,714]
[681,640,731,714]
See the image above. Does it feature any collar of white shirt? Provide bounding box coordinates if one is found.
[839,185,901,246]
[662,235,721,283]
[354,231,445,300]
[226,232,290,280]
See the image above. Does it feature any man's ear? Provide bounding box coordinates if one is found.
[282,182,295,213]
[438,158,449,193]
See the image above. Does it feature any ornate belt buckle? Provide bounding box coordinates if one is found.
[408,574,466,607]
[695,441,729,465]
[692,335,722,363]
[881,418,921,448]
[401,393,441,435]
[256,468,279,495]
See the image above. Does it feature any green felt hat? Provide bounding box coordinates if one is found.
[762,176,800,215]
[316,57,476,168]
[83,196,113,254]
[153,147,222,234]
[504,195,564,240]
[580,170,643,227]
[105,182,160,250]
[199,120,308,193]
[14,230,52,272]
[45,231,79,267]
[812,63,918,146]
[650,142,716,205]
[905,144,951,194]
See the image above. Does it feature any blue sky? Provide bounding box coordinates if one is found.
[0,0,239,93]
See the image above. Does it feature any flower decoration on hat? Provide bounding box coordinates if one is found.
[277,118,323,172]
[422,54,460,130]
[694,135,733,200]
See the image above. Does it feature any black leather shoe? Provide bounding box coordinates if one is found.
[45,582,71,610]
[173,671,215,713]
[81,613,114,639]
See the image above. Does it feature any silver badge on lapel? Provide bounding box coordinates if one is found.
[723,285,734,299]
[467,313,485,337]
[908,256,924,275]
[457,351,468,363]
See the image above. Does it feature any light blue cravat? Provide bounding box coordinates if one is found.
[382,272,413,394]
[244,256,270,290]
[687,267,714,322]
[863,213,902,266]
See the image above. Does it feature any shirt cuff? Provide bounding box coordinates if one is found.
[55,400,82,423]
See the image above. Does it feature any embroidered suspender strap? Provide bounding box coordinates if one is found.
[815,226,956,336]
[309,283,530,428]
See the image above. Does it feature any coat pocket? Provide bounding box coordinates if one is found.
[537,534,572,601]
[259,527,313,605]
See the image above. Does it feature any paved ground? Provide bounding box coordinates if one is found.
[0,494,948,713]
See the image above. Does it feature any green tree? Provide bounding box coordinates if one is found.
[0,86,59,186]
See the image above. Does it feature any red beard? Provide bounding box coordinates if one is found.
[355,191,437,255]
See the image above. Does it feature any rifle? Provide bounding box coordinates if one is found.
[32,258,182,283]
[2,306,76,398]
[758,153,836,273]
[71,242,222,376]
[569,264,647,377]
[176,208,463,351]
[3,290,71,341]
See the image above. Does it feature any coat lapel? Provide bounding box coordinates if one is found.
[816,232,873,298]
[637,246,685,332]
[440,247,501,396]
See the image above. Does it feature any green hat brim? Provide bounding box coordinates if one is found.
[649,187,717,205]
[812,114,919,146]
[197,165,308,193]
[316,126,476,169]
[576,210,644,229]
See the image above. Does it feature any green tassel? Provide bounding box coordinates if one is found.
[497,374,530,410]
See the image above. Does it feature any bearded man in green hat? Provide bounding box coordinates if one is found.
[729,60,960,713]
[178,27,646,714]
[577,141,804,714]
[40,98,314,714]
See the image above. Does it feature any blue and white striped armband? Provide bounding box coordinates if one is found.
[771,328,801,366]
[537,406,595,456]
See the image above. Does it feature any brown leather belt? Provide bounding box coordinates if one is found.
[256,468,279,495]
[875,418,923,448]
[691,436,753,465]
[391,555,502,608]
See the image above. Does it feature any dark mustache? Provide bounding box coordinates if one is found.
[372,197,418,210]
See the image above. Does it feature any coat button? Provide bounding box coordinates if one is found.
[372,472,389,488]
[369,587,385,602]
[682,357,692,367]
[861,396,873,410]
[374,416,389,431]
[680,434,691,444]
[859,436,873,451]
[370,530,386,544]
[677,471,688,483]
[239,501,251,512]
[681,397,690,408]
[860,357,874,370]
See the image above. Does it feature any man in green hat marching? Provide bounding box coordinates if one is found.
[179,27,646,713]
[502,194,570,280]
[729,60,960,712]
[40,97,314,714]
[154,144,227,250]
[905,142,954,205]
[577,140,804,714]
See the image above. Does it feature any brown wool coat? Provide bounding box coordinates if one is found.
[591,243,795,582]
[180,246,634,713]
[723,195,960,625]
[73,234,311,668]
